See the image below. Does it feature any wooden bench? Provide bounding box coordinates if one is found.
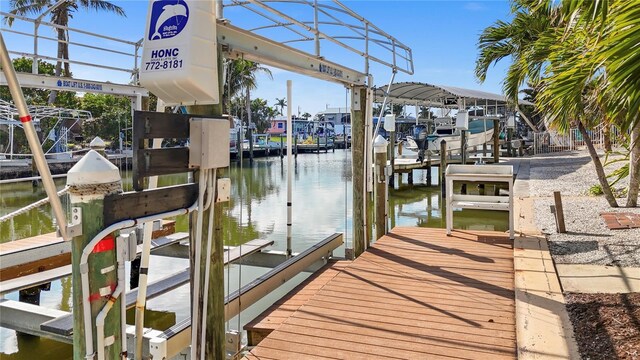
[445,164,514,239]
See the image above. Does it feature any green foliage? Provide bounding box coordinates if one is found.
[589,184,603,196]
[79,93,131,147]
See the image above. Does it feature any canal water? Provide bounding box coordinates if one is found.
[0,150,507,359]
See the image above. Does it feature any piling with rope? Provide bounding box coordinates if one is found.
[67,150,124,360]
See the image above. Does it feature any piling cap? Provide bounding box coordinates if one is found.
[373,135,388,153]
[89,136,106,149]
[67,150,120,186]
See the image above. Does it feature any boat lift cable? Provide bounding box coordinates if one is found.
[0,33,69,240]
[0,186,69,224]
[371,70,396,144]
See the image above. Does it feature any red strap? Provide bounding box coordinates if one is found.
[19,115,32,123]
[88,283,116,302]
[93,235,115,253]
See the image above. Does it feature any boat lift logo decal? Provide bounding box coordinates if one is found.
[148,0,189,41]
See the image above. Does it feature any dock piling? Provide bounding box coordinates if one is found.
[374,135,388,240]
[440,140,447,197]
[493,119,500,163]
[67,150,124,360]
[351,86,366,258]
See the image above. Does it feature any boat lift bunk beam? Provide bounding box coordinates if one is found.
[219,22,366,86]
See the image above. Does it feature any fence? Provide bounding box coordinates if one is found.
[532,124,625,155]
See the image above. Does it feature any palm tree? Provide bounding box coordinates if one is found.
[533,0,640,207]
[475,0,621,207]
[224,59,272,114]
[7,0,126,104]
[301,112,312,120]
[274,97,287,116]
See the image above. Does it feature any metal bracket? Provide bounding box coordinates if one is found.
[216,178,231,203]
[66,207,82,238]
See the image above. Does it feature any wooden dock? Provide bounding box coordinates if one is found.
[244,227,516,360]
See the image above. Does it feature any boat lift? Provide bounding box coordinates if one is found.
[1,1,414,359]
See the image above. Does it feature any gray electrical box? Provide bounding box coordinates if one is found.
[189,117,230,169]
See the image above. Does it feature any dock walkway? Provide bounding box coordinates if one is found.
[244,227,516,360]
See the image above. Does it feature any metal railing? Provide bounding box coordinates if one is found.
[222,0,414,76]
[1,11,141,85]
[532,124,626,155]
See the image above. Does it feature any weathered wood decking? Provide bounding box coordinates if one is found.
[244,227,516,360]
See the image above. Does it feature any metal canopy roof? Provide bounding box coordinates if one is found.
[373,82,532,107]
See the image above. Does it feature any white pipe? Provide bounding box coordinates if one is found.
[286,80,293,258]
[96,284,122,360]
[96,242,125,360]
[0,33,68,240]
[134,96,165,360]
[81,203,197,360]
[199,170,216,360]
[190,170,208,360]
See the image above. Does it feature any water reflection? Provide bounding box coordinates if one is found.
[0,150,506,358]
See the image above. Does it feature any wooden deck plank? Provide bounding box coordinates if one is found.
[244,227,516,359]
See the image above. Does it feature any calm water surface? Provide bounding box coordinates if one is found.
[0,150,507,359]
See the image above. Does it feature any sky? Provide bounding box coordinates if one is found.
[0,0,513,117]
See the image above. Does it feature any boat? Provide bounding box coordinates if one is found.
[404,117,495,160]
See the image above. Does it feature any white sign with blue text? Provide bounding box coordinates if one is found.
[140,0,219,106]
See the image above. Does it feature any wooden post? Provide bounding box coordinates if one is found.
[280,135,284,158]
[553,191,566,233]
[388,131,396,188]
[186,48,226,360]
[493,119,500,163]
[237,130,242,162]
[506,128,513,158]
[351,86,366,258]
[294,136,298,158]
[408,170,413,185]
[440,140,447,197]
[519,140,524,157]
[374,136,388,240]
[90,137,107,157]
[317,134,320,153]
[461,130,467,165]
[68,150,123,360]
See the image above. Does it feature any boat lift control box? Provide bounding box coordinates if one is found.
[455,110,469,130]
[384,114,396,132]
[189,118,230,169]
[140,0,219,105]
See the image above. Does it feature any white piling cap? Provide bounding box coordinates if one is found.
[373,135,388,153]
[89,136,106,148]
[67,150,120,186]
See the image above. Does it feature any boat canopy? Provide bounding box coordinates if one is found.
[373,82,533,107]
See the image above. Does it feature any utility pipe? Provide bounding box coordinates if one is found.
[96,285,122,360]
[286,80,293,258]
[133,97,165,360]
[80,203,197,360]
[0,33,68,239]
[199,170,216,360]
[190,169,208,360]
[94,236,126,360]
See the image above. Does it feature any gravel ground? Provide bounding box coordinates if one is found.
[529,151,640,267]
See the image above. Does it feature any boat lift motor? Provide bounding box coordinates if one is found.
[412,124,429,162]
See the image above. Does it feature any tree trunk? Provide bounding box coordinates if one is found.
[48,12,68,105]
[603,123,612,152]
[626,122,640,207]
[578,121,618,207]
